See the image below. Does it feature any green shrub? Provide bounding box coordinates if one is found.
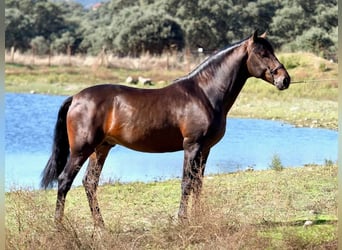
[269,154,284,171]
[324,159,334,167]
[319,62,327,72]
[280,55,301,69]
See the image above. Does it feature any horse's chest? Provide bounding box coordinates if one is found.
[204,117,226,147]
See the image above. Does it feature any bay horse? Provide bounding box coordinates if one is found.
[41,31,290,228]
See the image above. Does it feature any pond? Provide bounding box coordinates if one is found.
[5,93,338,190]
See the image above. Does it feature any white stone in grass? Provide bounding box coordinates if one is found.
[303,220,313,228]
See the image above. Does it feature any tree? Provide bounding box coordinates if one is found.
[269,3,308,48]
[315,3,338,32]
[55,0,86,54]
[293,27,335,58]
[5,7,33,51]
[30,36,49,55]
[269,0,337,59]
[113,9,185,55]
[52,32,76,55]
[164,0,230,51]
[32,1,66,40]
[78,1,113,54]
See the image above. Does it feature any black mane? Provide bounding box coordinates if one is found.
[176,36,251,82]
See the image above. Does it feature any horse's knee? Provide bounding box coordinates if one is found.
[57,172,74,195]
[57,172,66,189]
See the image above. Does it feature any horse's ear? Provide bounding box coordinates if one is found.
[260,31,267,38]
[252,30,259,42]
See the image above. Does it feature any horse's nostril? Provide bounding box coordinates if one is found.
[286,77,291,85]
[283,77,290,87]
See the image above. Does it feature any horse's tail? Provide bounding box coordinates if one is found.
[41,96,73,189]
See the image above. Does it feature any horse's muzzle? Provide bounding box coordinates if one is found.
[274,75,290,90]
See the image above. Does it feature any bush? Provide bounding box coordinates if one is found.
[280,55,301,69]
[113,10,185,56]
[269,154,284,171]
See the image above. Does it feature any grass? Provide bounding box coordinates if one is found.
[5,52,338,130]
[5,164,337,249]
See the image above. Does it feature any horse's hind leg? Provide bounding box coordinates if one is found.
[55,150,92,225]
[83,143,112,228]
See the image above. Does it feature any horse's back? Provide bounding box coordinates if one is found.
[75,83,140,98]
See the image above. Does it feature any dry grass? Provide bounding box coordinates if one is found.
[5,165,337,249]
[5,192,272,249]
[5,52,193,95]
[5,51,197,71]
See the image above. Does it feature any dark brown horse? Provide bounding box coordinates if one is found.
[41,31,290,228]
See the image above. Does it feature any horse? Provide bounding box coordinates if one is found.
[41,31,290,228]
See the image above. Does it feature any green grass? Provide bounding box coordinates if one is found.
[5,164,337,249]
[230,83,338,129]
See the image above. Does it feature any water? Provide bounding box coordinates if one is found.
[5,93,338,190]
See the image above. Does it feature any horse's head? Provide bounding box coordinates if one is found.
[246,31,290,90]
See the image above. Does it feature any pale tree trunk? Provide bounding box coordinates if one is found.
[10,46,15,63]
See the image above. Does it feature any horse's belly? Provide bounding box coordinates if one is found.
[105,127,184,153]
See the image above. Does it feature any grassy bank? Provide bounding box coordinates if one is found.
[5,52,338,129]
[5,164,337,249]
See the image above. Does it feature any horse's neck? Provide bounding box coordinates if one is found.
[195,46,249,115]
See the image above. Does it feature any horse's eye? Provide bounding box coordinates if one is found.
[261,51,270,58]
[254,47,267,58]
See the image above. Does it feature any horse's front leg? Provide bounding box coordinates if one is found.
[178,159,192,221]
[192,149,210,215]
[83,144,112,228]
